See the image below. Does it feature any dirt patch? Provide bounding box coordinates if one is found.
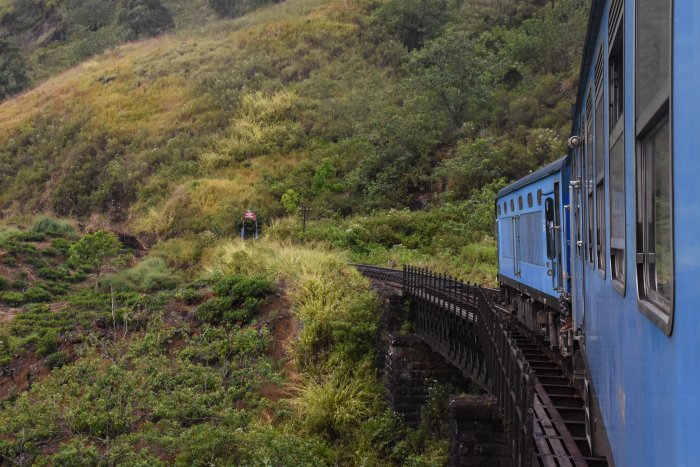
[0,353,50,400]
[256,287,302,402]
[0,307,21,324]
[259,382,293,402]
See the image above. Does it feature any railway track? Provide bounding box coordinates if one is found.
[354,264,607,467]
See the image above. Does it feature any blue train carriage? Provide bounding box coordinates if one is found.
[495,156,571,345]
[567,0,700,465]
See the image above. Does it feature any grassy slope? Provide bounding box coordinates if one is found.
[0,0,588,282]
[0,0,381,232]
[0,220,450,465]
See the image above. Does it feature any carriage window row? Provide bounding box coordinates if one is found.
[574,0,673,332]
[499,190,543,217]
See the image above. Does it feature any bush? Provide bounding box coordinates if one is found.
[195,297,234,325]
[36,330,61,356]
[39,267,71,282]
[51,238,73,253]
[15,231,46,242]
[213,275,273,302]
[181,287,205,305]
[31,217,77,238]
[45,351,70,369]
[0,292,24,307]
[105,257,181,292]
[0,276,8,290]
[118,0,175,40]
[24,287,52,303]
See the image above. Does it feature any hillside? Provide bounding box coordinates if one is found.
[1,221,439,465]
[0,0,588,244]
[0,0,592,463]
[0,0,287,95]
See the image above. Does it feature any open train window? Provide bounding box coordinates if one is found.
[518,196,523,210]
[504,202,508,214]
[510,200,515,212]
[635,0,673,334]
[537,189,543,205]
[545,198,556,260]
[498,204,502,216]
[527,193,533,208]
[609,0,626,294]
[595,46,606,277]
[586,90,594,266]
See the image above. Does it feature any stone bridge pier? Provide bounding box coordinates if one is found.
[376,293,510,466]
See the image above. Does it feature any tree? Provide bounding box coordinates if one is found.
[69,231,122,288]
[118,0,174,40]
[374,0,448,51]
[208,0,238,18]
[280,189,300,214]
[409,28,499,128]
[207,0,282,19]
[0,40,29,100]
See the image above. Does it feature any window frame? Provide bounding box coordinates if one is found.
[634,0,674,335]
[609,2,626,295]
[585,88,595,267]
[594,44,607,278]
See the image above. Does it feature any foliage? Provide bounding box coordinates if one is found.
[69,231,122,278]
[280,188,301,214]
[0,291,25,307]
[118,0,175,40]
[104,257,181,292]
[208,0,282,19]
[0,39,28,100]
[0,0,586,231]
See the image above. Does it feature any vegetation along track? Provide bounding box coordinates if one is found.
[355,264,608,467]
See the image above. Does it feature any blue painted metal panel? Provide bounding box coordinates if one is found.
[496,168,568,299]
[567,2,700,466]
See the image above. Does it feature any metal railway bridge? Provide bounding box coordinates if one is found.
[355,265,608,467]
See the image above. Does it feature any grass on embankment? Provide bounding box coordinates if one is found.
[0,231,453,465]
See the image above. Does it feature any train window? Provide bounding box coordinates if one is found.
[537,190,542,205]
[635,0,673,332]
[504,202,508,214]
[510,200,515,212]
[595,46,606,276]
[545,198,556,260]
[498,204,502,216]
[586,90,594,265]
[609,1,625,293]
[527,193,533,208]
[518,196,523,210]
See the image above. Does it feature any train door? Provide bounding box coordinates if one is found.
[512,216,521,277]
[545,194,562,292]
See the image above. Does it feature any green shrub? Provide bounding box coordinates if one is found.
[0,276,8,290]
[2,255,17,267]
[36,330,61,356]
[31,217,77,238]
[181,288,205,305]
[222,308,251,324]
[51,238,73,253]
[195,297,234,325]
[213,275,273,302]
[0,291,24,307]
[24,287,52,303]
[105,257,181,292]
[45,351,70,369]
[39,267,71,282]
[15,231,46,242]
